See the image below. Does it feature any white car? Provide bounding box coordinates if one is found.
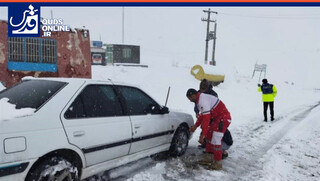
[0,78,194,181]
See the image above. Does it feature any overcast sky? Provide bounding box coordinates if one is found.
[1,6,320,87]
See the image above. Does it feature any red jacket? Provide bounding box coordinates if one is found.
[194,93,231,136]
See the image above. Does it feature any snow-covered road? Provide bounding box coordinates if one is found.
[224,102,320,181]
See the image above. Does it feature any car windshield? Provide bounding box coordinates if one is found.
[93,55,102,59]
[0,79,66,110]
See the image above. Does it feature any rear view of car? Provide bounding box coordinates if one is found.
[92,54,103,65]
[0,79,78,181]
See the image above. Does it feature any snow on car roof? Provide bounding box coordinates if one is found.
[21,76,132,87]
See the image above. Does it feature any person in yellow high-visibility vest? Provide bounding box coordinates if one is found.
[258,79,277,122]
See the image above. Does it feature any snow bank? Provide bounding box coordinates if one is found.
[0,98,35,122]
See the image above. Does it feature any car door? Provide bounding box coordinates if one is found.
[116,86,173,154]
[61,84,132,166]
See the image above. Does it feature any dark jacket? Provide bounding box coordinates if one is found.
[222,129,233,146]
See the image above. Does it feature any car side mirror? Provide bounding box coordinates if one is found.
[160,106,169,114]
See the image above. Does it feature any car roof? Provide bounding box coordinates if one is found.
[22,77,137,87]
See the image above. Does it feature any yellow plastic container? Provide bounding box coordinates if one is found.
[190,65,225,86]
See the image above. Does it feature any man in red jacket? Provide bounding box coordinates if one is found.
[186,88,232,170]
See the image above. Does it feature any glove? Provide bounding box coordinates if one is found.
[258,84,261,87]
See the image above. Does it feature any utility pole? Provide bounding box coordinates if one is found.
[122,7,125,44]
[201,8,217,65]
[211,21,217,66]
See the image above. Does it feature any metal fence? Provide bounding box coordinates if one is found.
[8,37,57,64]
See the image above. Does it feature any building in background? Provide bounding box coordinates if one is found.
[106,44,140,65]
[0,20,91,87]
[90,40,106,65]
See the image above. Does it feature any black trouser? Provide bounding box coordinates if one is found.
[263,102,274,120]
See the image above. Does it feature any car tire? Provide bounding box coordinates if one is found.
[169,126,189,157]
[26,156,79,181]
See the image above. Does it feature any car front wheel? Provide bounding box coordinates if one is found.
[26,156,79,181]
[169,126,189,156]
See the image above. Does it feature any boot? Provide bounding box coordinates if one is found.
[222,151,228,160]
[197,152,213,166]
[208,160,222,170]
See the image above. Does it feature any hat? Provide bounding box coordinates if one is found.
[262,79,268,84]
[200,79,209,90]
[186,88,198,97]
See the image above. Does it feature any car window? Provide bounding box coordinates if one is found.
[93,54,102,59]
[0,79,66,110]
[65,85,123,119]
[117,86,160,115]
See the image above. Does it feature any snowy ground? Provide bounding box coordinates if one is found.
[88,63,320,181]
[1,63,319,181]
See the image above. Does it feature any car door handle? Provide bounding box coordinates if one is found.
[73,131,85,137]
[134,124,141,129]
